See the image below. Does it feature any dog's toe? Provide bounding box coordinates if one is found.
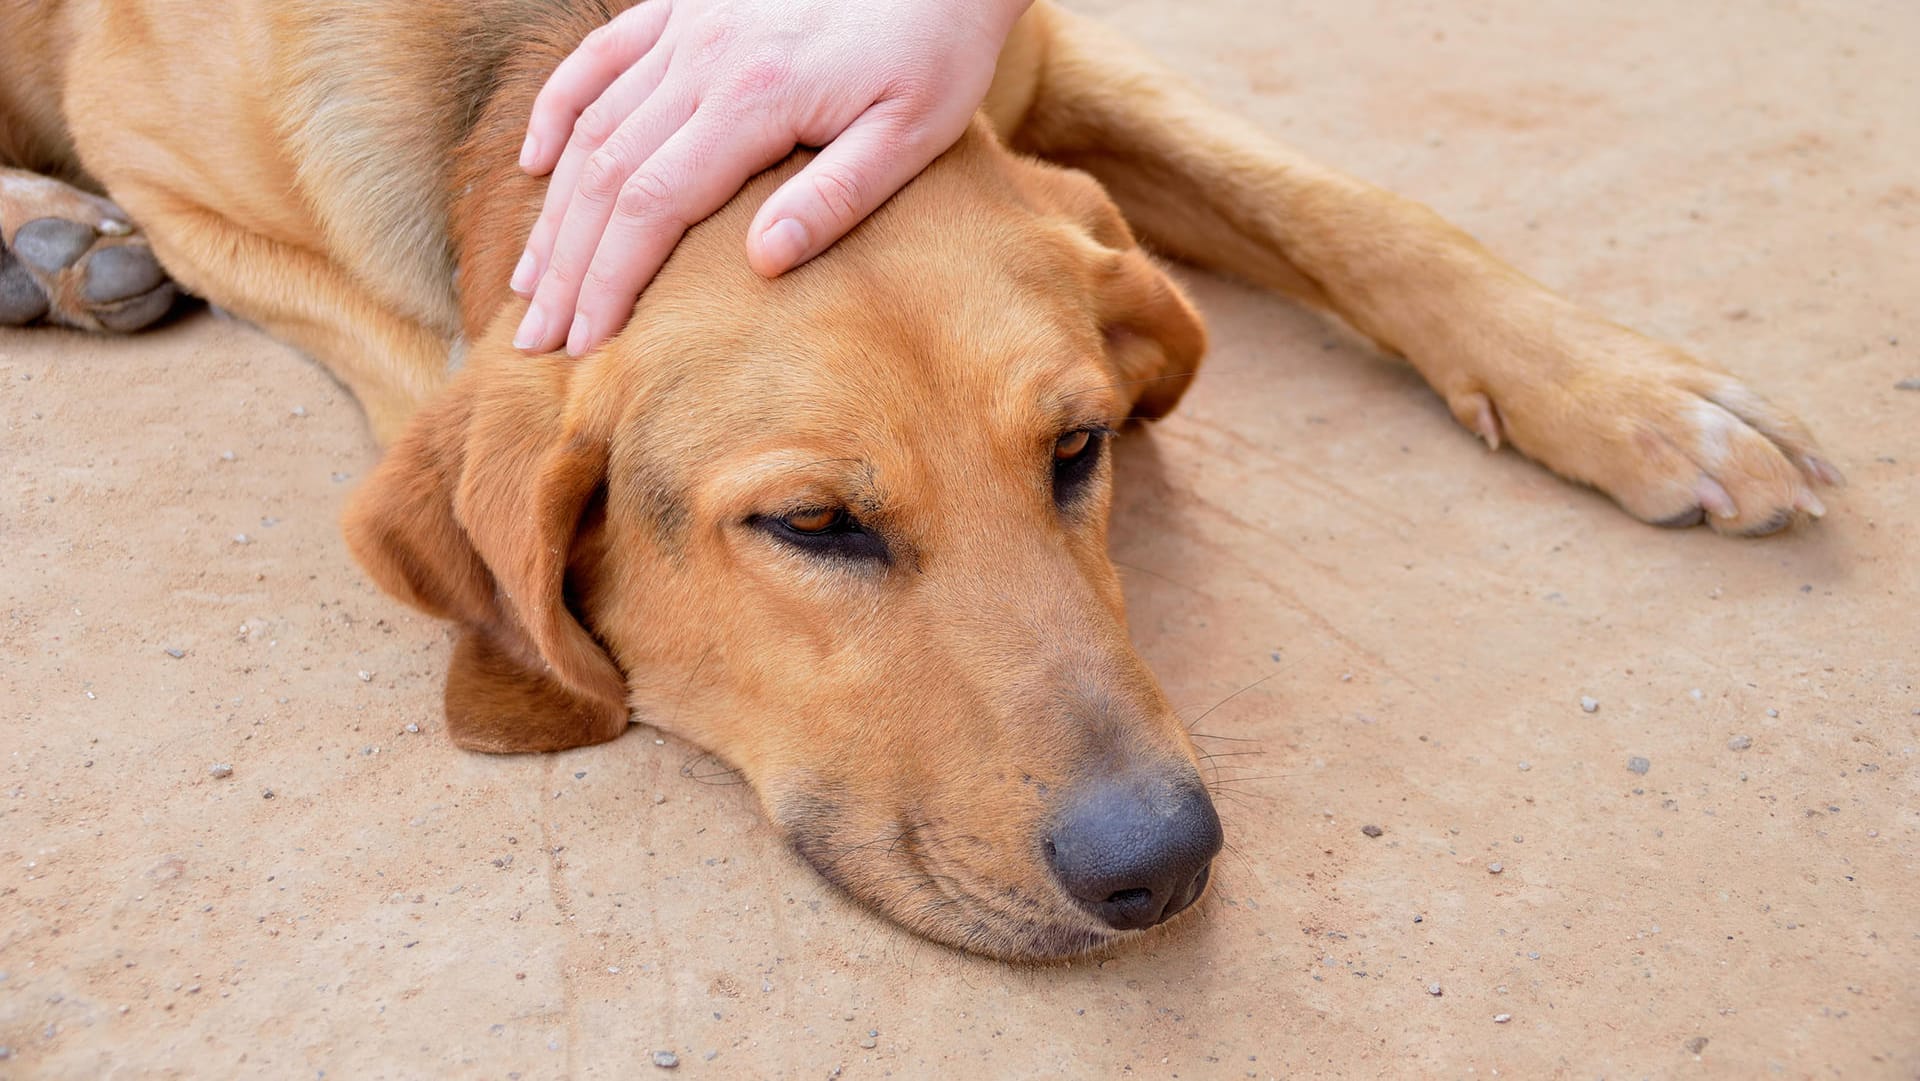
[0,248,51,325]
[83,243,168,303]
[1,169,181,333]
[12,217,99,272]
[80,243,177,331]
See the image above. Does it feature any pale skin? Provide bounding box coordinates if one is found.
[513,0,1036,357]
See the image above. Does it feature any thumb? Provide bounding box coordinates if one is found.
[746,104,956,278]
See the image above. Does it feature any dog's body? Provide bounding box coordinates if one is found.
[0,0,1838,959]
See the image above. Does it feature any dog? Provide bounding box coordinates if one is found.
[0,0,1840,960]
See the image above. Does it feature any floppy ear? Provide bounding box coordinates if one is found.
[342,360,628,753]
[1095,247,1208,420]
[1025,160,1209,421]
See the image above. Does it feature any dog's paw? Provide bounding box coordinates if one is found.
[1447,317,1841,537]
[1,169,177,332]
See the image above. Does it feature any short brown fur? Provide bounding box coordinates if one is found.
[0,0,1837,959]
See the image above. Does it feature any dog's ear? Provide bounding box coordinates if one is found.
[1024,161,1208,420]
[1094,247,1207,420]
[342,359,628,753]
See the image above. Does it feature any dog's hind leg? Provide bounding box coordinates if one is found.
[994,3,1840,537]
[0,167,178,332]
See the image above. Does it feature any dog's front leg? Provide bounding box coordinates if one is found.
[997,3,1839,536]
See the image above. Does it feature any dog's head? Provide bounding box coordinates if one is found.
[347,126,1217,960]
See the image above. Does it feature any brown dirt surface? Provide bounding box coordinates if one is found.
[3,1,1916,1077]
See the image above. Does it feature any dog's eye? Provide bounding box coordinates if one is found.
[756,507,890,563]
[784,507,840,534]
[1052,427,1110,506]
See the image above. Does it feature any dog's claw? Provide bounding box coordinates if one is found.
[1448,389,1504,451]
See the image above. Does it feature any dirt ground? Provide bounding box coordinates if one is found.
[4,1,1916,1077]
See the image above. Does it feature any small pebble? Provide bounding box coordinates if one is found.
[651,1050,679,1069]
[357,670,373,682]
[1579,696,1599,713]
[1727,735,1752,751]
[1517,761,1531,771]
[1493,1013,1512,1024]
[1895,377,1920,391]
[1427,983,1443,996]
[404,723,419,734]
[220,450,236,462]
[653,793,667,805]
[1487,862,1504,874]
[1766,708,1779,718]
[1361,824,1384,838]
[261,788,275,799]
[163,647,186,659]
[857,1037,877,1050]
[1627,756,1651,775]
[1685,1036,1710,1055]
[208,763,233,779]
[291,405,309,417]
[232,533,251,545]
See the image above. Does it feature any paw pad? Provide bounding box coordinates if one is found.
[1,170,180,334]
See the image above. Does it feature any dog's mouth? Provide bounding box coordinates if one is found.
[785,814,1120,961]
[777,774,1222,961]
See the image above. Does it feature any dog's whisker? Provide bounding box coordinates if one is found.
[1184,670,1283,732]
[1111,559,1206,595]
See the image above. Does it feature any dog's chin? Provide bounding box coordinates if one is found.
[780,813,1124,962]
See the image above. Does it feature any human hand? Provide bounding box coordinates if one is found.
[512,0,1034,356]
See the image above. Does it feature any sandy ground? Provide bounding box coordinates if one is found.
[4,1,1917,1077]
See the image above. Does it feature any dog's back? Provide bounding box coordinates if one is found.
[1,0,624,341]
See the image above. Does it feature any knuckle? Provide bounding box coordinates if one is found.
[574,104,619,147]
[728,52,791,96]
[580,24,621,59]
[807,167,867,223]
[541,257,581,290]
[687,15,742,65]
[615,170,677,221]
[578,150,630,199]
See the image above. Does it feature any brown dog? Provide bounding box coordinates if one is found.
[0,0,1839,959]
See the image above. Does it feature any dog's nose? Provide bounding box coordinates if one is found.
[1046,772,1223,931]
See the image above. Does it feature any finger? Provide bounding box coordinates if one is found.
[515,91,698,353]
[568,110,796,355]
[746,102,957,278]
[521,0,674,175]
[514,45,676,295]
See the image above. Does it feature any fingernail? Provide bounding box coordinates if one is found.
[510,250,536,295]
[760,218,810,274]
[564,313,590,357]
[1795,488,1827,519]
[513,303,546,351]
[519,133,539,171]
